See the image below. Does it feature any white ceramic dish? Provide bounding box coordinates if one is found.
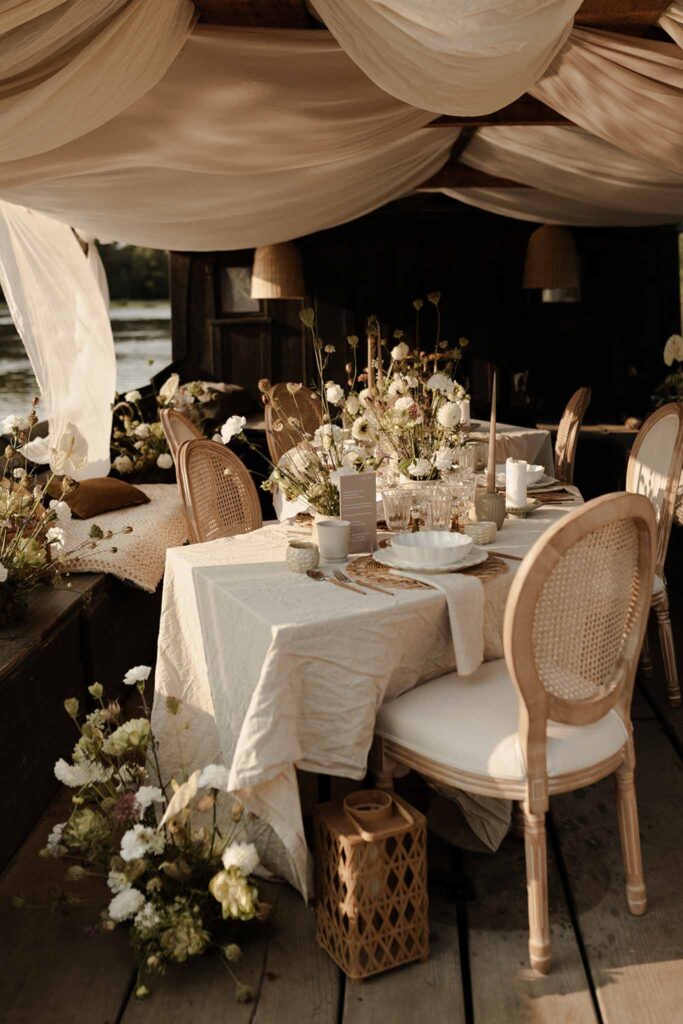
[392,530,473,567]
[495,463,544,488]
[374,544,488,574]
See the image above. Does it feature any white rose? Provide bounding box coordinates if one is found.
[221,415,247,444]
[108,888,145,922]
[433,447,455,472]
[158,373,180,403]
[663,334,683,366]
[123,665,151,686]
[345,394,360,416]
[134,423,150,439]
[390,341,409,361]
[394,396,414,412]
[427,373,455,395]
[124,390,141,403]
[437,402,461,430]
[2,414,29,434]
[156,453,173,469]
[120,824,165,862]
[326,384,344,406]
[408,458,433,479]
[222,842,259,876]
[313,424,343,448]
[113,455,133,474]
[0,562,7,583]
[198,764,231,790]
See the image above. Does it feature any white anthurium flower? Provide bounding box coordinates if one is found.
[158,769,202,829]
[221,415,247,444]
[663,334,683,366]
[50,423,89,476]
[158,373,180,403]
[49,500,72,524]
[390,341,410,361]
[19,435,51,466]
[325,383,344,406]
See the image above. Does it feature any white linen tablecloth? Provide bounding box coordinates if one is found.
[470,420,555,476]
[152,498,578,898]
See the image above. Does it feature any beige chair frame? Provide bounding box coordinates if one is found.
[263,382,323,465]
[374,492,656,974]
[177,438,262,544]
[627,402,683,706]
[555,386,591,484]
[160,408,203,463]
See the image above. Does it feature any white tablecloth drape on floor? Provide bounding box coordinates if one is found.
[152,502,578,897]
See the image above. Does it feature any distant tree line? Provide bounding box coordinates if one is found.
[97,243,169,301]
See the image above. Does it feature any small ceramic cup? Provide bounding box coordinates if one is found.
[286,541,319,574]
[464,520,497,545]
[317,519,351,562]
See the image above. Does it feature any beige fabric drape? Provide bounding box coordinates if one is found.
[0,0,195,162]
[312,0,582,115]
[660,0,683,47]
[532,29,683,174]
[0,27,456,249]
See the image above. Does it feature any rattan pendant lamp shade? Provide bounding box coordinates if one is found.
[523,225,580,302]
[251,241,306,299]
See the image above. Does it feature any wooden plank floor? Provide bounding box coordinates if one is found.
[3,654,683,1024]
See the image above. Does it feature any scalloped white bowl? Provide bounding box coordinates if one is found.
[392,530,474,567]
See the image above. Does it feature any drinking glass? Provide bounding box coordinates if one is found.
[441,468,476,531]
[382,487,413,533]
[424,484,452,531]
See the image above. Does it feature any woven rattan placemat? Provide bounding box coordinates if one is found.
[346,552,509,590]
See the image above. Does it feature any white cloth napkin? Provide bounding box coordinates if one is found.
[390,567,484,675]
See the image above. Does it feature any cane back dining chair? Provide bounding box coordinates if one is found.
[160,408,202,463]
[554,386,591,484]
[177,439,262,544]
[627,402,683,706]
[263,382,323,465]
[373,492,655,975]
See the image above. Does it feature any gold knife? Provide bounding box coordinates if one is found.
[352,578,395,596]
[327,576,367,595]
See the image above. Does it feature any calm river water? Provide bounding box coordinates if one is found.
[0,301,172,418]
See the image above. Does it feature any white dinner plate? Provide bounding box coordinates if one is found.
[373,544,488,574]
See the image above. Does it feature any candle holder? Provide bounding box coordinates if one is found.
[474,490,505,530]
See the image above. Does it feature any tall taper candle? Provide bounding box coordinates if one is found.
[376,331,383,388]
[486,370,497,493]
[367,333,375,396]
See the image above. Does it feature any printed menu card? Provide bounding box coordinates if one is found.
[339,471,377,554]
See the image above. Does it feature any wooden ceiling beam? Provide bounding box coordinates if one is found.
[419,163,528,190]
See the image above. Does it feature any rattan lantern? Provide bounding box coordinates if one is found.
[314,790,429,981]
[250,241,306,299]
[523,224,580,302]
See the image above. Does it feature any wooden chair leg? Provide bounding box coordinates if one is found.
[371,738,395,791]
[639,628,653,679]
[615,763,647,916]
[654,589,681,707]
[523,810,551,974]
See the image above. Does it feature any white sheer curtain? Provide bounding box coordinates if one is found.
[312,0,582,115]
[0,0,195,161]
[0,201,116,478]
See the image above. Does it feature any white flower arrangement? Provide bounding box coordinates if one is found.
[38,666,266,1003]
[655,334,683,407]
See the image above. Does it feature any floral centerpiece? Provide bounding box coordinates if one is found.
[111,374,223,478]
[654,334,683,407]
[37,666,266,1002]
[0,404,130,624]
[220,295,470,513]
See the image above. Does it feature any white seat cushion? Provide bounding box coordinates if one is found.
[376,660,628,782]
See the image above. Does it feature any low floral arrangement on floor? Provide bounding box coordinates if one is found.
[0,403,130,624]
[654,334,683,407]
[38,666,267,1002]
[111,374,222,478]
[220,293,471,512]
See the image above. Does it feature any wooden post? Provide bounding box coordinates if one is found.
[486,370,497,494]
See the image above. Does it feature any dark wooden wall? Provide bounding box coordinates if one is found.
[170,193,681,426]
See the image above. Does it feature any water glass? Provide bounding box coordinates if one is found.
[424,484,452,531]
[382,487,413,533]
[441,468,476,531]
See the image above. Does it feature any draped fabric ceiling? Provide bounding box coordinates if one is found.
[0,0,682,464]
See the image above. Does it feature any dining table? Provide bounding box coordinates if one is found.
[151,487,581,900]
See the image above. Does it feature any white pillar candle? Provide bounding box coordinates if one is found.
[458,398,470,427]
[506,458,527,509]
